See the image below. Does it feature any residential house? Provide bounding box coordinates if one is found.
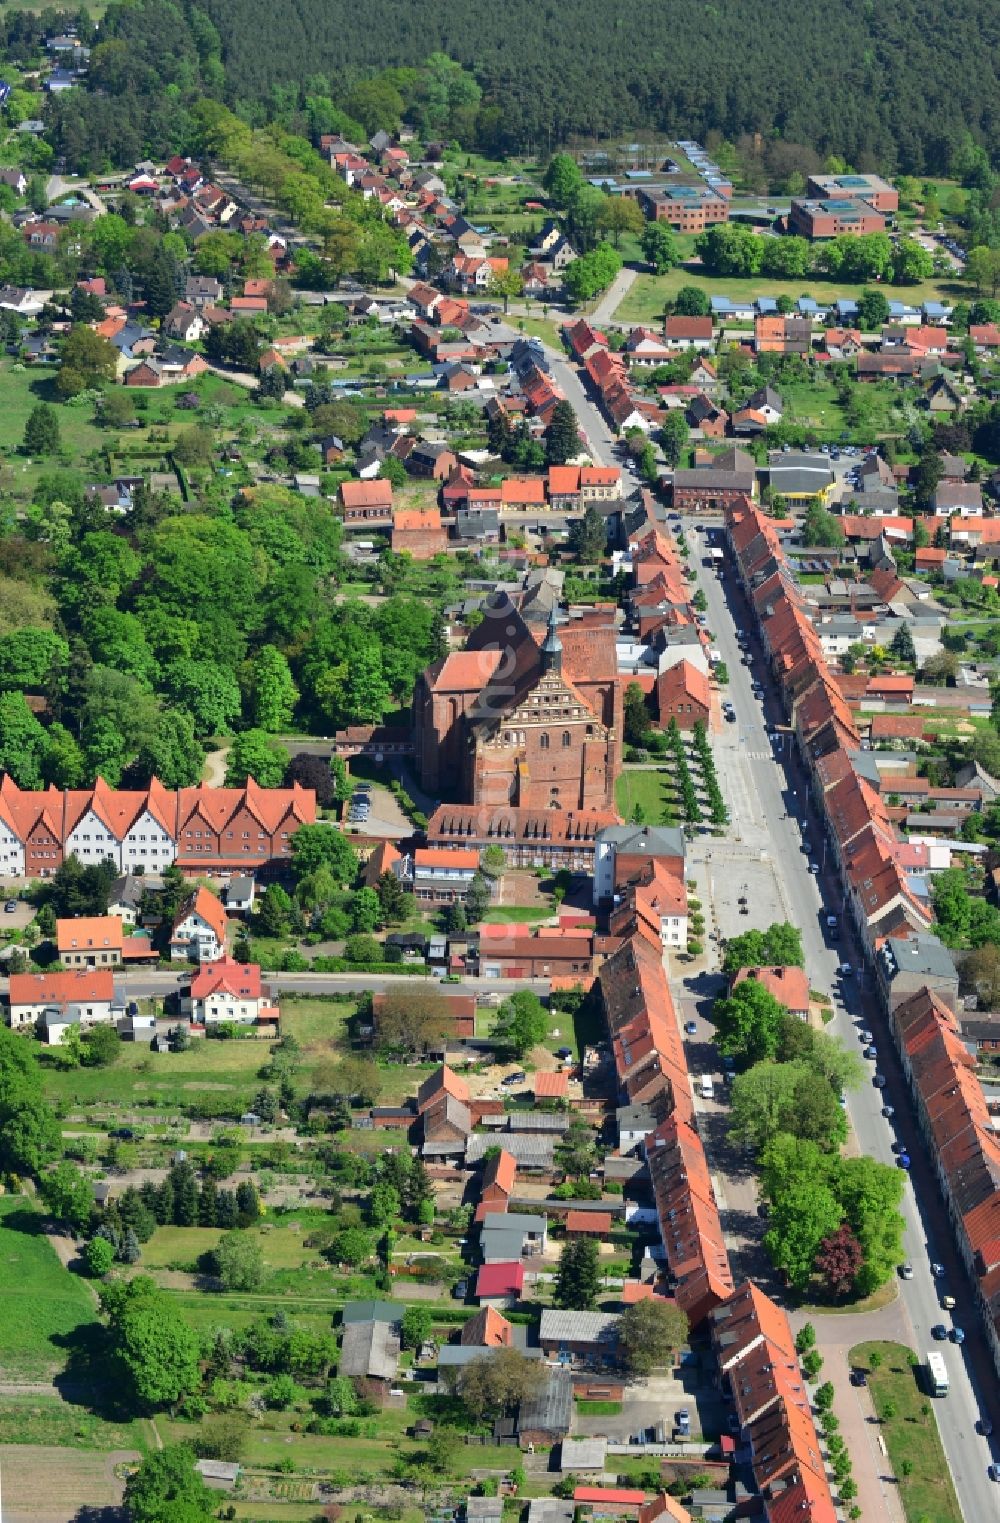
[732,964,810,1020]
[162,302,205,342]
[7,969,115,1038]
[170,887,227,963]
[662,316,713,352]
[339,478,393,530]
[474,1262,525,1310]
[180,958,278,1027]
[538,1309,619,1367]
[656,660,710,729]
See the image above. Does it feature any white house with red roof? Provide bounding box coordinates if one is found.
[181,958,278,1026]
[7,969,117,1044]
[171,887,228,962]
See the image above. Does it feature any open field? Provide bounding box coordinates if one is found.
[0,1400,150,1451]
[850,1341,963,1523]
[616,767,676,822]
[614,264,968,326]
[0,1199,97,1381]
[44,997,358,1116]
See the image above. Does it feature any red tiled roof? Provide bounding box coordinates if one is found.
[8,970,114,1008]
[475,1262,524,1298]
[534,1068,569,1097]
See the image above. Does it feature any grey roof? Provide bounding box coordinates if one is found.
[109,875,144,909]
[226,875,254,897]
[880,933,958,984]
[467,1132,554,1167]
[504,1112,567,1132]
[467,1499,504,1523]
[672,468,755,492]
[604,1154,648,1181]
[559,1436,607,1471]
[520,1367,574,1441]
[341,1300,400,1326]
[423,1137,469,1158]
[617,1101,655,1133]
[481,1226,532,1261]
[539,1309,619,1345]
[597,823,686,858]
[482,1211,546,1234]
[439,1342,542,1368]
[527,1505,575,1523]
[339,1319,400,1380]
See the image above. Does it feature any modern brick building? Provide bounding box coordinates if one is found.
[806,172,899,213]
[788,198,887,239]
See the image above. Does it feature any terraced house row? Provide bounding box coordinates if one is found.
[0,775,316,876]
[725,497,1000,1380]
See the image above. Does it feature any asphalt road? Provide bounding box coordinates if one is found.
[542,345,620,469]
[105,970,548,1000]
[688,520,1000,1521]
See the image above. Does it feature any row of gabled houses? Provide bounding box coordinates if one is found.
[726,499,937,956]
[726,496,1000,1382]
[0,775,316,878]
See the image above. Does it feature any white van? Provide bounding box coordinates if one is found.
[700,1075,714,1100]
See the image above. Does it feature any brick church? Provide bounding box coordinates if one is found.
[412,593,622,810]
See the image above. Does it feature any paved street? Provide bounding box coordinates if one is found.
[96,970,549,1001]
[683,519,1000,1523]
[541,344,619,467]
[590,266,638,326]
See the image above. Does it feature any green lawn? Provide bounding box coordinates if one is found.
[849,1341,963,1523]
[0,1197,98,1380]
[615,768,677,823]
[614,263,968,325]
[0,1392,152,1450]
[44,997,357,1118]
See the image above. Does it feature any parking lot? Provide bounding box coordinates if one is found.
[571,1369,725,1445]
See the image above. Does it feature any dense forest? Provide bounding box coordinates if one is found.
[13,0,999,175]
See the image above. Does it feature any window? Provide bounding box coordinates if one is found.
[539,733,550,750]
[562,731,571,747]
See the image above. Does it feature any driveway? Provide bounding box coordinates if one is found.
[572,1370,724,1444]
[787,1305,909,1523]
[591,267,638,326]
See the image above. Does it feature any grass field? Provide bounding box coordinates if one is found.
[0,1199,97,1381]
[849,1341,963,1523]
[615,768,677,823]
[0,1399,151,1451]
[44,997,358,1116]
[614,263,968,326]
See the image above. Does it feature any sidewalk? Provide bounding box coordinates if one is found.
[788,1303,909,1523]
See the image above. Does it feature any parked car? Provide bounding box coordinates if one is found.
[977,1418,994,1436]
[684,1021,698,1036]
[898,1263,913,1279]
[931,1324,948,1340]
[988,1464,1000,1483]
[950,1327,965,1345]
[850,1368,866,1386]
[452,1279,468,1300]
[897,1153,911,1170]
[3,899,16,912]
[873,1073,887,1088]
